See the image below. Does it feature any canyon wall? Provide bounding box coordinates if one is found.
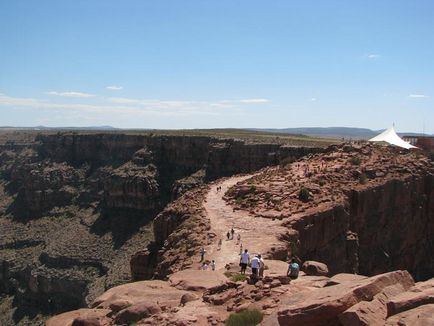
[0,132,322,325]
[289,174,434,280]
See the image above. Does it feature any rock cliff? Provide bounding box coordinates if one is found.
[0,131,321,325]
[226,143,434,280]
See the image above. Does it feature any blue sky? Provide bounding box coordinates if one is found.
[0,0,433,132]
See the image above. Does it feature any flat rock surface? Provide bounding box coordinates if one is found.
[46,308,111,326]
[92,280,188,310]
[385,304,434,325]
[168,269,229,291]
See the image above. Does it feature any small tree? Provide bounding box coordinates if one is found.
[350,156,361,165]
[299,187,310,202]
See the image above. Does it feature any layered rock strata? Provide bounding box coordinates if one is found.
[226,143,434,280]
[0,132,321,325]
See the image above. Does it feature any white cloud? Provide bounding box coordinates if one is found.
[47,91,95,98]
[366,54,380,59]
[106,85,123,91]
[239,98,270,104]
[408,94,429,98]
[310,98,317,101]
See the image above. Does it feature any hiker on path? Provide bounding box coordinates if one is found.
[236,233,241,244]
[240,249,250,274]
[287,258,300,279]
[251,254,261,277]
[239,243,243,255]
[201,262,208,270]
[231,227,235,240]
[217,238,222,250]
[211,260,216,271]
[258,254,265,278]
[200,247,206,262]
[226,231,231,240]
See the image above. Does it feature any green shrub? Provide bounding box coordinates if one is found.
[228,273,248,282]
[225,309,263,326]
[350,156,361,165]
[298,187,310,202]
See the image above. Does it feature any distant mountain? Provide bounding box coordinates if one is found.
[249,127,433,139]
[0,125,118,131]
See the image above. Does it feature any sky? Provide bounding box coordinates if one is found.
[0,0,433,133]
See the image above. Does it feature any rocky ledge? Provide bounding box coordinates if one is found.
[47,260,434,326]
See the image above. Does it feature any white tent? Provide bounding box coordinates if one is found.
[369,126,417,149]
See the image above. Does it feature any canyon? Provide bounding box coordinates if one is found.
[1,131,433,325]
[0,130,322,325]
[46,141,434,326]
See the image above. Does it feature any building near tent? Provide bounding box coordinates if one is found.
[368,127,417,150]
[402,135,434,152]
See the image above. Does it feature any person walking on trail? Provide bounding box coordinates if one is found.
[239,243,243,255]
[211,260,216,271]
[226,231,231,240]
[201,262,208,270]
[200,247,206,262]
[251,254,261,277]
[231,227,235,240]
[287,258,300,279]
[236,233,241,244]
[258,254,265,278]
[240,249,250,274]
[217,238,222,250]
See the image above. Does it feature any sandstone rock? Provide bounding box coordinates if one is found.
[276,270,414,325]
[386,287,434,316]
[92,280,187,311]
[71,317,101,326]
[302,260,329,276]
[168,269,228,291]
[179,292,199,306]
[46,308,111,326]
[114,302,161,324]
[385,304,434,325]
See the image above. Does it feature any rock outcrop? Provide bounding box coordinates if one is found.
[226,143,434,280]
[47,263,434,326]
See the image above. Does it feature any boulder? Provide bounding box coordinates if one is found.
[385,304,434,325]
[276,270,414,325]
[387,288,434,316]
[180,292,199,306]
[46,309,111,326]
[302,261,329,276]
[114,302,161,324]
[339,283,410,326]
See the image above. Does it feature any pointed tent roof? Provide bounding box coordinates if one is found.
[369,126,417,149]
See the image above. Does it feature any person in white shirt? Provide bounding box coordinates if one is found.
[251,255,261,276]
[258,254,265,278]
[239,249,250,274]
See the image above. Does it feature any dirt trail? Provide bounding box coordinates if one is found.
[203,175,287,271]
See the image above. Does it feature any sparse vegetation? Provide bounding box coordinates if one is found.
[359,173,368,184]
[225,309,263,326]
[429,152,434,161]
[224,272,248,282]
[317,178,326,186]
[299,187,310,202]
[350,156,361,165]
